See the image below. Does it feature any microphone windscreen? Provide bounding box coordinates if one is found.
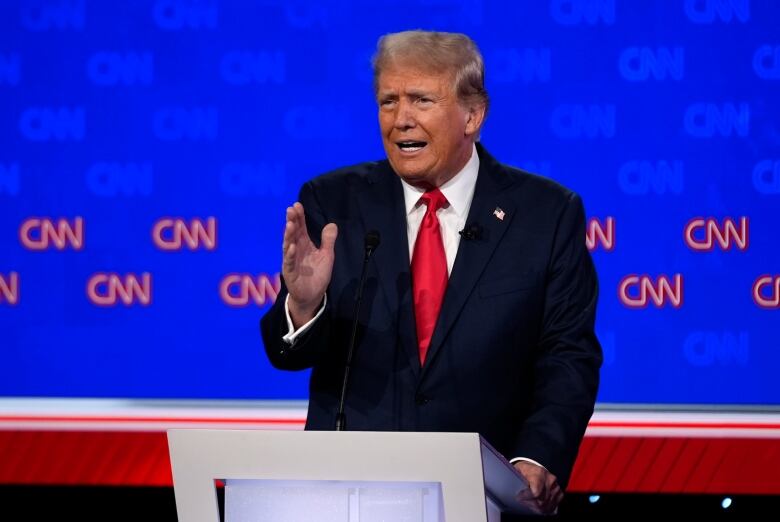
[365,230,381,250]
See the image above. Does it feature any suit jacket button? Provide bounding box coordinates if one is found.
[415,394,430,405]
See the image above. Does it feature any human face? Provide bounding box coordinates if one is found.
[377,66,484,188]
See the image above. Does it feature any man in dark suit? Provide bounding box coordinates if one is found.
[261,30,601,516]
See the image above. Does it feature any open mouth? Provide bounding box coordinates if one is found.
[396,140,428,153]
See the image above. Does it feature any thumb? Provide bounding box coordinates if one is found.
[320,223,338,252]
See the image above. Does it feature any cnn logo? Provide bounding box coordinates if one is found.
[684,216,748,251]
[618,274,683,309]
[87,273,152,306]
[0,272,18,305]
[220,273,280,307]
[152,217,216,251]
[586,217,615,252]
[753,275,780,309]
[19,217,84,250]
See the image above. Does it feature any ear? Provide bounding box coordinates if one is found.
[464,103,486,137]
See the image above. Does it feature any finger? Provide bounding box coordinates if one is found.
[529,477,544,500]
[545,477,559,505]
[516,486,537,501]
[539,494,554,515]
[284,204,299,229]
[541,479,555,504]
[285,203,311,249]
[553,489,564,509]
[284,204,299,238]
[540,495,562,516]
[283,215,297,255]
[287,204,305,229]
[292,202,309,237]
[514,492,543,515]
[283,242,297,272]
[320,223,338,253]
[540,485,562,515]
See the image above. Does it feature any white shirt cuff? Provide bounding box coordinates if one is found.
[282,293,327,345]
[509,457,548,471]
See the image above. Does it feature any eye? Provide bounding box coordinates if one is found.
[416,97,433,105]
[379,97,397,108]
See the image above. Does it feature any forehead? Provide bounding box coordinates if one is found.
[377,65,454,94]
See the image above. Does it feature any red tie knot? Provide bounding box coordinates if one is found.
[420,188,448,212]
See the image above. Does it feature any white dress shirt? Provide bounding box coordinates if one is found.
[279,144,545,472]
[400,143,480,275]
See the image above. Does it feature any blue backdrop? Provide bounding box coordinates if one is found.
[1,0,778,405]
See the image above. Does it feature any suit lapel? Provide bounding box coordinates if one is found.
[421,145,516,376]
[356,162,421,378]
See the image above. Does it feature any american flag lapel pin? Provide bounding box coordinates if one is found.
[493,207,505,221]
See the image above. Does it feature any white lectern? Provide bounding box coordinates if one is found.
[168,430,534,522]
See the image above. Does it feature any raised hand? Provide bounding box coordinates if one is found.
[282,202,338,328]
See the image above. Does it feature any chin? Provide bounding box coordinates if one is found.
[389,157,430,178]
[391,164,428,183]
[396,171,423,182]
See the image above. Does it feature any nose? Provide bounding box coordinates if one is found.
[393,100,416,130]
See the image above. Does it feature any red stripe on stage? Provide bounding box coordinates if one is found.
[0,431,172,486]
[588,421,780,430]
[0,416,307,425]
[571,437,615,489]
[1,431,779,493]
[570,437,780,494]
[687,439,730,493]
[598,436,643,491]
[620,437,664,492]
[3,416,777,431]
[667,438,707,492]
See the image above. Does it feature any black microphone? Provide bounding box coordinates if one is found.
[335,230,381,431]
[459,223,482,240]
[364,230,380,259]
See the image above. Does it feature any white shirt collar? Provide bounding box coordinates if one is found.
[400,144,480,217]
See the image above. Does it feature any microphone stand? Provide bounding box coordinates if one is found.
[335,231,380,431]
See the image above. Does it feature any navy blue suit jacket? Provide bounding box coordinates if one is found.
[261,144,601,488]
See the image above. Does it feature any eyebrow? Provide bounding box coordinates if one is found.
[378,88,435,100]
[406,89,433,98]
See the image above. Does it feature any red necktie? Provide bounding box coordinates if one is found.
[411,188,448,366]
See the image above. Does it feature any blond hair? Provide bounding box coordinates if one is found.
[372,30,489,111]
